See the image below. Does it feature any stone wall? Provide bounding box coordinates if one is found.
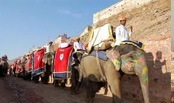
[172,0,174,52]
[143,37,171,72]
[93,0,154,24]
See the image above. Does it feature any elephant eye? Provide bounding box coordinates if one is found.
[130,55,134,59]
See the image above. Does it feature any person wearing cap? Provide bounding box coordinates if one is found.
[72,37,86,65]
[44,41,54,54]
[73,37,86,52]
[114,16,133,46]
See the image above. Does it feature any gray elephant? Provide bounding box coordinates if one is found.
[78,44,149,103]
[0,56,9,77]
[41,52,54,84]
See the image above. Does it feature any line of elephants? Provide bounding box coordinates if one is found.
[8,43,149,103]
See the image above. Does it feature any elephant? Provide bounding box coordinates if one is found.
[0,62,3,77]
[23,56,33,81]
[71,51,85,94]
[41,52,54,84]
[0,60,9,77]
[78,44,149,103]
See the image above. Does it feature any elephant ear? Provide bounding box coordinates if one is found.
[106,48,121,71]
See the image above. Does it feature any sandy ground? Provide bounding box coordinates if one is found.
[0,73,171,103]
[0,76,113,103]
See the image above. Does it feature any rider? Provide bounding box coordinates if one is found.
[73,37,86,62]
[114,16,133,46]
[44,41,54,54]
[73,37,86,52]
[108,16,133,72]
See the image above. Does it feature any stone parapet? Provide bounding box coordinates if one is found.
[93,0,154,24]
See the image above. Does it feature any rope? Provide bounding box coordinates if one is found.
[95,51,106,81]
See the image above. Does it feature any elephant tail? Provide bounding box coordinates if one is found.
[78,64,83,82]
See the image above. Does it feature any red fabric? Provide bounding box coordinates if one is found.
[16,64,21,73]
[13,62,17,68]
[54,46,73,73]
[33,48,45,71]
[25,58,32,71]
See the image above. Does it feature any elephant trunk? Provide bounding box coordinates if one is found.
[138,66,150,103]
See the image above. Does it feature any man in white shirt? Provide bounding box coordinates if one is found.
[73,37,86,52]
[115,16,133,46]
[46,41,54,53]
[72,37,86,66]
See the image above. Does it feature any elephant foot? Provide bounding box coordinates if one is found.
[71,89,79,95]
[61,83,66,88]
[53,80,59,87]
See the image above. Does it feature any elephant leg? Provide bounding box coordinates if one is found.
[0,68,3,77]
[104,63,122,103]
[54,80,59,87]
[138,66,150,103]
[86,80,102,103]
[103,84,108,95]
[71,67,79,95]
[61,79,66,88]
[44,65,51,84]
[43,73,49,84]
[29,72,32,80]
[34,75,40,83]
[45,74,49,84]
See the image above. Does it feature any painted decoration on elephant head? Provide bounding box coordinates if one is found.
[106,48,121,71]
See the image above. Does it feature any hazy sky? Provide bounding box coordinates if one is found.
[0,0,119,60]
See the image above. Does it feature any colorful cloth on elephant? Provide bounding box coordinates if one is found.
[53,46,73,78]
[121,40,144,49]
[89,51,108,61]
[87,23,114,53]
[25,58,32,72]
[33,48,45,76]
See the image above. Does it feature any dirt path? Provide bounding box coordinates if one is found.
[0,77,44,103]
[0,73,171,103]
[0,76,112,103]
